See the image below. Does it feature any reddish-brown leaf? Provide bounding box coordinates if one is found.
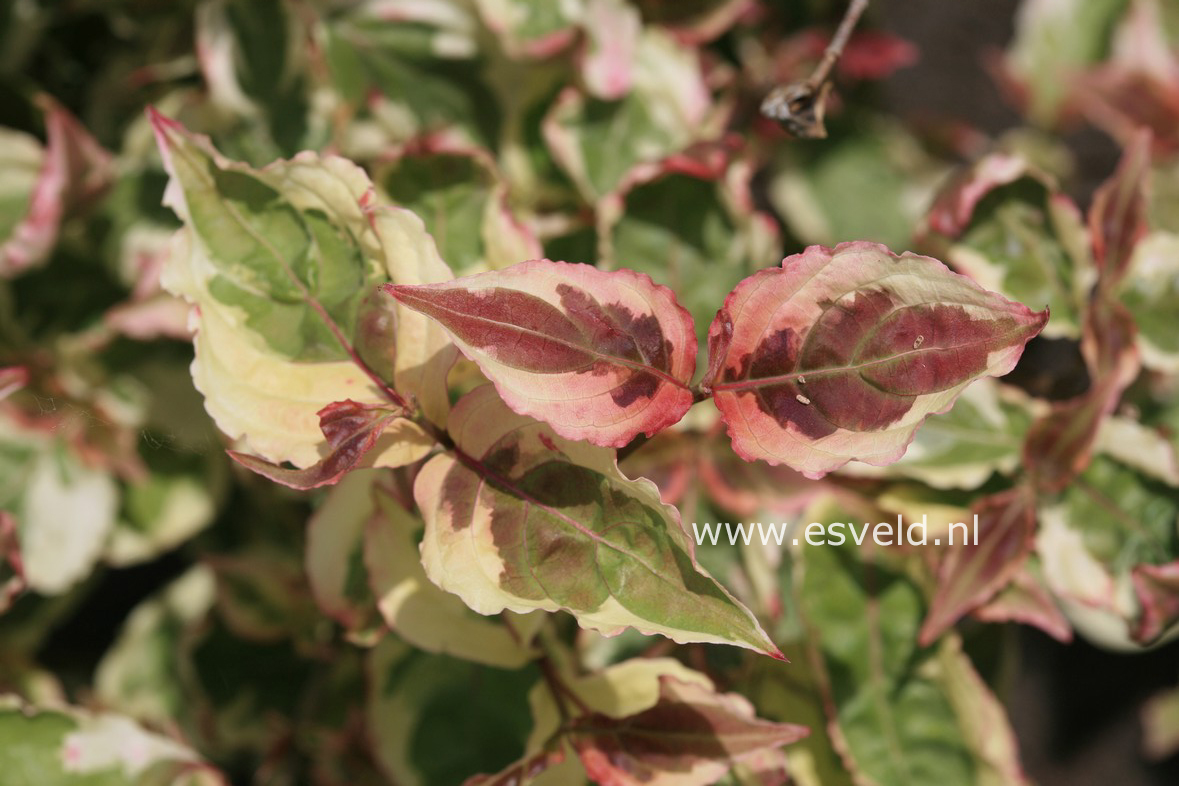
[568,676,808,786]
[919,490,1038,646]
[1024,301,1140,492]
[972,563,1073,643]
[1089,129,1152,292]
[923,154,1038,238]
[0,367,29,401]
[386,259,697,447]
[229,400,408,490]
[1131,561,1179,645]
[709,242,1047,477]
[0,512,26,614]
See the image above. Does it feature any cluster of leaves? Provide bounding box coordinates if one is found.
[1,0,1178,783]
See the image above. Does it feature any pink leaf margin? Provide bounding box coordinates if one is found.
[1,97,113,277]
[385,259,699,448]
[710,241,1049,479]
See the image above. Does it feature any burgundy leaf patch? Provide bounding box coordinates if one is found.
[1025,301,1140,492]
[0,367,29,401]
[229,399,408,490]
[0,512,26,615]
[919,489,1037,646]
[1089,129,1151,292]
[414,385,783,657]
[972,562,1072,643]
[385,259,697,447]
[709,242,1048,477]
[1131,561,1179,646]
[568,676,808,785]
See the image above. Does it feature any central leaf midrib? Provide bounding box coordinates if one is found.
[174,141,364,365]
[714,335,1017,394]
[404,290,688,390]
[718,283,1034,395]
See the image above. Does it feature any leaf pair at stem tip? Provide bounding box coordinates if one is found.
[387,243,1048,479]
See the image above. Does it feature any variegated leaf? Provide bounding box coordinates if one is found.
[568,676,808,786]
[0,695,220,784]
[0,97,113,278]
[708,242,1048,478]
[919,489,1037,646]
[414,385,782,656]
[386,259,697,447]
[922,153,1091,339]
[791,496,1031,786]
[229,400,422,490]
[1120,233,1179,372]
[543,27,716,202]
[0,415,118,596]
[364,474,542,668]
[152,110,445,467]
[972,560,1073,643]
[1036,453,1179,649]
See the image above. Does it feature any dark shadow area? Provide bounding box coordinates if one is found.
[1011,628,1179,786]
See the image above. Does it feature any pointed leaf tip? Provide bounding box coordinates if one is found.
[144,105,174,128]
[1090,128,1152,290]
[415,385,780,656]
[918,489,1037,646]
[145,106,184,153]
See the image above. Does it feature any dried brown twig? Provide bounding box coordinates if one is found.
[760,0,870,139]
